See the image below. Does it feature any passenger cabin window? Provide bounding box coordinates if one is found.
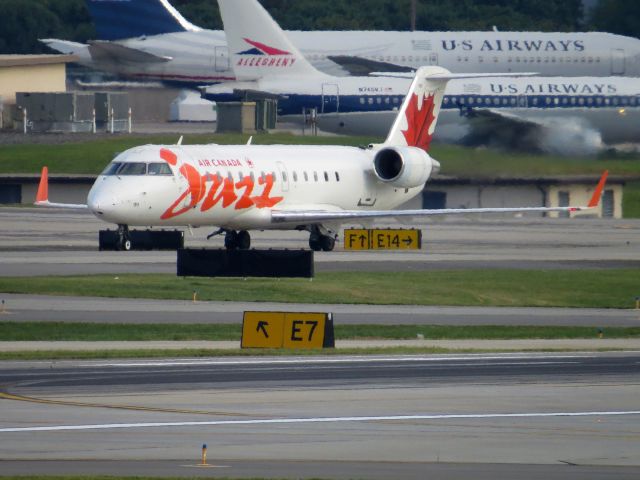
[335,172,340,181]
[324,171,329,182]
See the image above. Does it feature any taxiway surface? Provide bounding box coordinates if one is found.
[1,353,639,479]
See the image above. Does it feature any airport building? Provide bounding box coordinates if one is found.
[0,54,76,128]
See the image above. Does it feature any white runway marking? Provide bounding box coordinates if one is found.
[2,411,639,433]
[84,353,597,368]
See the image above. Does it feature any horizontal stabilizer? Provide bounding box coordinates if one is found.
[34,167,88,209]
[327,55,414,76]
[88,41,172,64]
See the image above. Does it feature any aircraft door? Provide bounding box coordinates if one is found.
[611,49,625,75]
[214,46,230,73]
[321,83,339,113]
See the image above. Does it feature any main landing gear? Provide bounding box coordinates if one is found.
[308,226,336,252]
[208,228,251,250]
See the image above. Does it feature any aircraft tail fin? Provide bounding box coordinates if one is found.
[383,66,451,152]
[84,0,199,41]
[217,0,320,81]
[383,69,537,152]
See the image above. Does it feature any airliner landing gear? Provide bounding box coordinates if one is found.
[224,230,251,250]
[116,224,131,251]
[308,227,336,252]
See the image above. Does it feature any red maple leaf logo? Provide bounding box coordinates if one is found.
[401,92,436,151]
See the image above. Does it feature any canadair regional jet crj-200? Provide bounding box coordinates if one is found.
[35,66,608,251]
[41,0,640,86]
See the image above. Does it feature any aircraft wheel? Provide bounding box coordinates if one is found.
[224,230,239,249]
[320,235,335,252]
[237,230,251,250]
[309,233,322,251]
[122,239,132,251]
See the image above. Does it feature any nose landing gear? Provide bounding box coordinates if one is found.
[116,224,131,251]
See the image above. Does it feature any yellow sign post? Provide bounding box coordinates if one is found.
[242,311,334,349]
[344,228,421,250]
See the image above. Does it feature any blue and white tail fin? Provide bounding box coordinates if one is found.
[84,0,200,41]
[217,0,320,81]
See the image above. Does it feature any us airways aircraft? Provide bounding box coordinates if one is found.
[35,66,607,251]
[314,75,640,151]
[201,0,640,153]
[41,0,640,86]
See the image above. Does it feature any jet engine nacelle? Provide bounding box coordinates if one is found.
[372,146,439,189]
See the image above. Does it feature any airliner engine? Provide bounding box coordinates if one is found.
[372,146,439,188]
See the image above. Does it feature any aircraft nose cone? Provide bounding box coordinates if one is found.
[88,189,118,217]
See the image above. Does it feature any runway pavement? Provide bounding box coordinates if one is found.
[1,293,639,326]
[1,207,639,275]
[1,353,639,478]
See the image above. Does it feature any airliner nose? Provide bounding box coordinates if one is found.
[87,188,118,218]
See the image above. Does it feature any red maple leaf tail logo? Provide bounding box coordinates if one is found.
[401,93,437,151]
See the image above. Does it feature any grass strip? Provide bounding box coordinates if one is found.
[0,270,637,308]
[1,323,637,341]
[0,346,630,361]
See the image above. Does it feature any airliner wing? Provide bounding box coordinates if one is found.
[271,171,608,224]
[327,55,414,76]
[34,167,87,209]
[88,41,172,64]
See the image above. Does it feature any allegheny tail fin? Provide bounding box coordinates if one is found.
[217,0,319,81]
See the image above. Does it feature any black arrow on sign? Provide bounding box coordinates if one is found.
[403,237,413,245]
[256,321,269,338]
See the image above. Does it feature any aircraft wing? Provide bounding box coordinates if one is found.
[34,167,87,209]
[327,55,414,76]
[271,171,608,224]
[88,41,172,64]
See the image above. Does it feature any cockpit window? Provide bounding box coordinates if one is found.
[101,162,122,176]
[117,163,147,175]
[147,163,173,175]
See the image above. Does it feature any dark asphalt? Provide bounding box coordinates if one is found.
[1,459,639,480]
[4,353,639,393]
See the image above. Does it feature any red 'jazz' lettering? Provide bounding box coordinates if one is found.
[234,176,255,210]
[159,148,285,219]
[251,174,283,208]
[200,177,237,211]
[161,164,206,219]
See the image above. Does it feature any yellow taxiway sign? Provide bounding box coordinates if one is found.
[344,228,422,250]
[242,311,334,349]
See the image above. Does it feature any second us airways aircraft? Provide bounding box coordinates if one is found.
[42,0,640,85]
[36,66,607,251]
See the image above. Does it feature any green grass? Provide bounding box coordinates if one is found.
[0,346,629,361]
[1,322,636,341]
[0,133,378,175]
[1,132,639,176]
[0,270,637,308]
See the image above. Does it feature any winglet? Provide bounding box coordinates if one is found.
[588,170,608,208]
[35,166,49,204]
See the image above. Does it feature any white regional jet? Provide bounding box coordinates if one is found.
[41,0,640,86]
[35,66,608,251]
